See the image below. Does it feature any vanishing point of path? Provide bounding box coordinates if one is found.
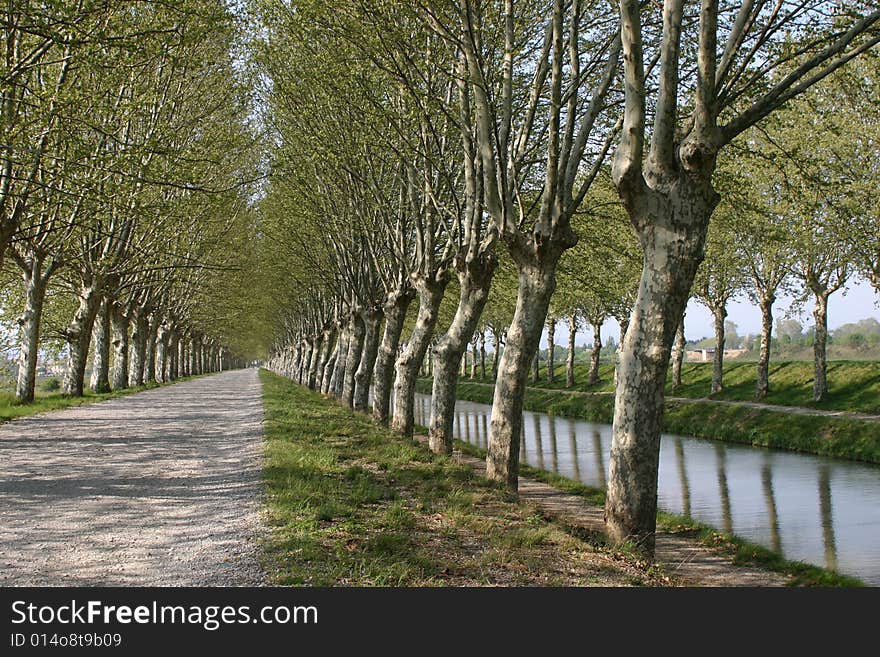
[0,369,265,586]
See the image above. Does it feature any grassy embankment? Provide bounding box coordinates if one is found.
[260,370,860,586]
[492,360,880,414]
[0,374,208,425]
[425,361,880,463]
[258,369,667,586]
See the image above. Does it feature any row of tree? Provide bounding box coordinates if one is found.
[257,0,880,559]
[1,1,262,401]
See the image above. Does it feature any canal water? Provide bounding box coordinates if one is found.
[413,393,880,585]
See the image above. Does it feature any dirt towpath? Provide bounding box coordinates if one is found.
[0,369,265,586]
[417,439,789,586]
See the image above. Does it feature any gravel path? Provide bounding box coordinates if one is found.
[0,369,265,586]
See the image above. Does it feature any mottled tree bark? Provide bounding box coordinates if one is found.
[469,334,478,379]
[566,314,577,388]
[486,264,556,487]
[63,283,102,397]
[429,259,495,454]
[89,299,112,393]
[111,305,130,390]
[156,322,170,384]
[532,351,539,383]
[588,322,602,386]
[812,292,830,402]
[671,314,685,390]
[546,316,556,383]
[342,314,365,407]
[329,327,349,399]
[145,314,159,384]
[353,309,382,412]
[372,288,414,425]
[307,333,323,390]
[15,256,51,402]
[711,304,726,394]
[321,328,339,394]
[756,296,774,399]
[491,327,503,379]
[478,330,487,380]
[605,195,715,558]
[392,276,449,438]
[129,309,147,386]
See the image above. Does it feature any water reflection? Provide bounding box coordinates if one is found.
[592,430,606,490]
[715,444,733,535]
[675,439,691,518]
[412,393,880,584]
[568,426,581,482]
[762,462,781,554]
[819,465,838,572]
[533,414,544,470]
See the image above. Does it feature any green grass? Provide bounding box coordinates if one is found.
[464,360,880,414]
[257,369,666,587]
[453,439,862,587]
[0,374,208,424]
[420,378,880,463]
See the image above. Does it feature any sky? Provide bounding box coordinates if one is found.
[542,279,880,348]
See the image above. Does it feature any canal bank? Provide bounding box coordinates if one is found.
[412,391,878,585]
[415,379,880,464]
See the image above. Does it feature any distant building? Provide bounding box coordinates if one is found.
[685,348,748,362]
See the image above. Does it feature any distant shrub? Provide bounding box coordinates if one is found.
[40,377,61,392]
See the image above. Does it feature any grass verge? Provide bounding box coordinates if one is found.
[419,379,880,463]
[453,439,863,587]
[0,373,210,425]
[258,369,668,586]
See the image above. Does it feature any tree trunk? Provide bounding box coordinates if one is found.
[342,314,366,407]
[89,299,112,393]
[321,329,339,394]
[479,330,486,380]
[168,330,179,381]
[428,262,494,454]
[711,305,726,394]
[373,288,414,425]
[145,314,159,384]
[316,328,335,392]
[469,334,478,379]
[156,323,169,384]
[111,304,129,390]
[129,309,148,386]
[588,322,602,386]
[353,309,382,412]
[63,283,102,397]
[392,276,449,438]
[671,314,685,391]
[15,260,48,403]
[329,327,349,399]
[486,263,556,488]
[605,193,712,559]
[566,314,577,388]
[756,295,774,399]
[491,328,503,379]
[307,333,323,390]
[813,292,829,402]
[546,316,555,383]
[532,351,539,382]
